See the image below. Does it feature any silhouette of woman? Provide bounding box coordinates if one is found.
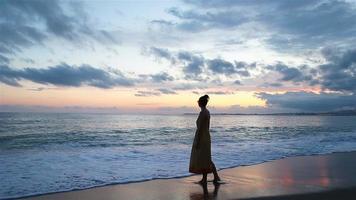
[189,95,221,185]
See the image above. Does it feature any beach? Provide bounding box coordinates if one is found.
[21,151,356,200]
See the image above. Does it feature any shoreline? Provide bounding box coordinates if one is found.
[6,150,354,199]
[18,151,356,200]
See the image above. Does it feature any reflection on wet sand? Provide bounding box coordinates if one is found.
[189,183,220,200]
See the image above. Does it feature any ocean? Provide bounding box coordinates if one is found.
[1,112,356,199]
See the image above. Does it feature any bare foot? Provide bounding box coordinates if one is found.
[198,179,207,185]
[213,177,222,185]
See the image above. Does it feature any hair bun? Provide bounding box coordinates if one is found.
[198,94,209,106]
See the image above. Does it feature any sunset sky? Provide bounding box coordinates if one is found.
[1,0,356,113]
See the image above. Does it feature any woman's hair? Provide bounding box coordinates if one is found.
[198,94,209,107]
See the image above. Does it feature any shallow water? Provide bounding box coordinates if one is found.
[1,113,356,199]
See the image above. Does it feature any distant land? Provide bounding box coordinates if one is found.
[184,109,356,116]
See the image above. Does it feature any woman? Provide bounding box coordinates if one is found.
[189,95,221,185]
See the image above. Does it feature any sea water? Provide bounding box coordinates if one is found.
[1,112,356,199]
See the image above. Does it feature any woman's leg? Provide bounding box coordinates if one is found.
[211,161,221,182]
[199,173,208,185]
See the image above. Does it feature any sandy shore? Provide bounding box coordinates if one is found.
[21,151,356,200]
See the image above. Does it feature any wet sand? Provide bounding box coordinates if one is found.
[22,151,356,200]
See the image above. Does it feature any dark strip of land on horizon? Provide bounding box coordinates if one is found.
[184,109,356,116]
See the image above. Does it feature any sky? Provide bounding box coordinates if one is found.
[1,0,356,114]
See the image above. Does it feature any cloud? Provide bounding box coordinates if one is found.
[148,47,173,61]
[166,7,248,32]
[207,58,235,75]
[134,88,178,97]
[173,83,206,91]
[177,51,205,78]
[147,45,355,94]
[147,47,205,79]
[0,0,119,64]
[147,46,254,80]
[27,87,57,91]
[157,88,177,94]
[318,48,356,93]
[261,0,356,48]
[149,72,174,82]
[261,82,283,88]
[268,63,312,82]
[134,90,161,97]
[158,0,356,50]
[261,47,356,93]
[0,23,46,63]
[0,54,10,64]
[207,58,251,77]
[0,64,134,88]
[234,80,242,85]
[151,20,175,27]
[258,92,356,112]
[206,90,234,95]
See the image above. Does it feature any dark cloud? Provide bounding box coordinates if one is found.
[268,63,312,82]
[148,47,173,61]
[263,48,356,93]
[160,0,356,50]
[234,80,242,85]
[261,0,356,48]
[3,0,78,40]
[177,51,205,78]
[258,92,356,112]
[236,70,250,77]
[182,0,287,8]
[166,7,248,32]
[0,23,46,63]
[173,84,205,91]
[207,58,251,77]
[157,88,177,95]
[0,0,119,64]
[261,82,283,88]
[28,87,45,91]
[134,91,161,97]
[191,89,235,96]
[147,47,205,79]
[148,46,254,79]
[149,72,174,82]
[0,64,134,88]
[207,58,235,75]
[207,91,234,95]
[318,48,356,93]
[134,88,178,97]
[27,87,57,91]
[151,20,175,26]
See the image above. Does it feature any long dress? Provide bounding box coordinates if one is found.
[189,109,213,174]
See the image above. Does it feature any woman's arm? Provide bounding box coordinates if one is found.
[195,113,205,149]
[195,129,200,149]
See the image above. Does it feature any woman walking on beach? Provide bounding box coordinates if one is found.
[189,95,221,185]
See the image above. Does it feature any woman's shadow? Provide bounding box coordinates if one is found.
[189,183,221,200]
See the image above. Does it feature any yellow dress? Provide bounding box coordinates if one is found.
[189,109,213,174]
